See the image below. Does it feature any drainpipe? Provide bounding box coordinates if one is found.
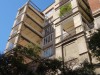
[61,45,65,74]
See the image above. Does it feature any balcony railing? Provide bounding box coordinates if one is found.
[45,9,72,26]
[10,31,18,38]
[56,25,85,44]
[62,29,76,41]
[28,0,41,12]
[6,43,15,51]
[55,0,70,7]
[15,15,23,26]
[60,10,72,20]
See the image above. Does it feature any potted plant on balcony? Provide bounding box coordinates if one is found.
[60,2,72,17]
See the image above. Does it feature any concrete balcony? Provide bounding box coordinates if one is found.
[55,0,70,9]
[55,25,84,45]
[18,7,25,17]
[54,2,73,24]
[24,22,43,38]
[28,0,41,12]
[6,35,18,52]
[24,14,43,31]
[15,14,23,26]
[26,6,44,27]
[20,25,42,47]
[6,42,15,51]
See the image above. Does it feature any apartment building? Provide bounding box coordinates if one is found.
[43,0,93,64]
[5,0,93,65]
[88,0,100,29]
[5,1,44,53]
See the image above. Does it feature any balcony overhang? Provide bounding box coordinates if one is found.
[24,23,43,38]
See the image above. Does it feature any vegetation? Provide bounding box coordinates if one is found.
[36,59,95,75]
[60,3,72,16]
[88,29,100,61]
[0,44,40,75]
[0,44,96,75]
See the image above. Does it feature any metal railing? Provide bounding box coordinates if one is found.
[6,43,15,51]
[55,0,70,7]
[62,28,76,41]
[10,30,18,38]
[56,25,84,42]
[60,10,72,20]
[28,0,41,12]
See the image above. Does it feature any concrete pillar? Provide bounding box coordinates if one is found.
[73,12,90,63]
[73,13,84,34]
[55,24,62,44]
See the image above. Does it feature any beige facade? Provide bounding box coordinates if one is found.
[43,0,93,63]
[5,0,94,65]
[5,1,44,53]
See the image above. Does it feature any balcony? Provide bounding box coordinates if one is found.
[25,14,43,29]
[78,1,93,22]
[23,14,43,35]
[26,11,44,27]
[47,2,72,25]
[18,7,25,16]
[28,0,41,12]
[6,38,16,51]
[10,30,18,38]
[24,22,43,38]
[60,9,72,21]
[56,29,75,43]
[20,25,42,47]
[55,0,70,8]
[6,43,14,51]
[59,2,72,16]
[56,25,84,45]
[15,14,23,26]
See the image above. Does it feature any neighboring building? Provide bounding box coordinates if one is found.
[5,0,94,66]
[88,0,100,74]
[88,0,100,29]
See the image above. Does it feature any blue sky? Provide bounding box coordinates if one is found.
[0,0,54,53]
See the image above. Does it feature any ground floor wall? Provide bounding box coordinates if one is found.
[55,35,90,63]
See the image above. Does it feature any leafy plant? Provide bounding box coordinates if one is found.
[88,29,100,61]
[0,44,41,75]
[60,3,72,16]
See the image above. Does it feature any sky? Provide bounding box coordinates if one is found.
[0,0,54,53]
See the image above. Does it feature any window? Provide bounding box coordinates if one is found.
[43,46,54,57]
[45,26,53,35]
[44,33,53,45]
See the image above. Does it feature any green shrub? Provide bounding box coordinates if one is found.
[60,3,72,16]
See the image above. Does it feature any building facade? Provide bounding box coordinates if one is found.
[43,0,93,64]
[88,0,100,29]
[5,0,93,65]
[5,1,44,52]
